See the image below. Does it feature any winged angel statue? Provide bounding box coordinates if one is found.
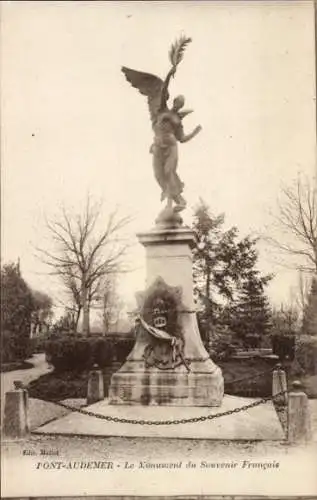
[122,36,202,220]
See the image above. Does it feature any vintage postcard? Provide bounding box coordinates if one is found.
[1,1,317,498]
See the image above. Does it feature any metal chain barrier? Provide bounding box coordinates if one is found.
[36,389,288,426]
[225,366,275,387]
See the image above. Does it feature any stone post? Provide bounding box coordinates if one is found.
[288,380,312,443]
[87,365,104,405]
[272,363,288,405]
[3,383,29,438]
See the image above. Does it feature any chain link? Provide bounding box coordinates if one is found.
[37,389,288,426]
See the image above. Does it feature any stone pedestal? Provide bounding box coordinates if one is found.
[109,225,224,407]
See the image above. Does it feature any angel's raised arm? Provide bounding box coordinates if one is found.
[159,67,176,111]
[159,36,192,110]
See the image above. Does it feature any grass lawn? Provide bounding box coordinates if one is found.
[27,357,317,403]
[1,360,34,373]
[218,357,276,397]
[28,368,114,401]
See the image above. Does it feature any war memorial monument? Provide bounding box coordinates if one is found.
[109,37,224,407]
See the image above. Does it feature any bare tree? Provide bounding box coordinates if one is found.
[99,273,125,333]
[267,177,317,274]
[61,272,82,330]
[271,304,300,336]
[37,198,131,335]
[301,275,317,335]
[295,271,312,316]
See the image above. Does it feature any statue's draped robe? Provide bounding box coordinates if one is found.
[151,110,184,201]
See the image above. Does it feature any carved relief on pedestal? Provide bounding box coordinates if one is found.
[136,277,190,372]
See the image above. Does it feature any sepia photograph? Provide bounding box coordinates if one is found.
[1,1,317,498]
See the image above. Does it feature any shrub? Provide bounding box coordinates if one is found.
[94,338,114,367]
[45,337,94,372]
[1,263,33,362]
[111,337,135,363]
[1,330,17,363]
[295,335,317,375]
[1,329,32,363]
[271,334,295,362]
[45,334,135,372]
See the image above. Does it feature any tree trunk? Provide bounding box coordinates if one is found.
[74,306,82,332]
[81,280,90,336]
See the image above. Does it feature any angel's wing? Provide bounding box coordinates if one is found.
[122,67,168,125]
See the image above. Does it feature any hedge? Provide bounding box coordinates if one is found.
[45,335,135,373]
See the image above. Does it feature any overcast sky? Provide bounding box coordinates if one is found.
[1,1,316,315]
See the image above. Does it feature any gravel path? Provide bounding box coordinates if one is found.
[3,431,316,461]
[1,353,52,394]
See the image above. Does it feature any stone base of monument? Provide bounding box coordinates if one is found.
[109,364,223,407]
[108,225,224,408]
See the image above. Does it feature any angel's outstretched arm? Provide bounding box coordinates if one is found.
[176,123,202,143]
